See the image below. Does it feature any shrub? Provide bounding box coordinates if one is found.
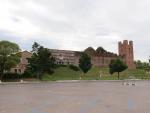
[3,73,21,81]
[54,64,67,68]
[21,70,34,78]
[69,64,79,71]
[59,64,67,67]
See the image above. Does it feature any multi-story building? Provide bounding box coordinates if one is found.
[50,40,135,69]
[49,49,118,68]
[49,49,80,65]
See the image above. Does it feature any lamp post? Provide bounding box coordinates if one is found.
[149,56,150,66]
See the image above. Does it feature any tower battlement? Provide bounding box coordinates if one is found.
[118,40,135,69]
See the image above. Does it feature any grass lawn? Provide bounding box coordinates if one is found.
[42,66,80,81]
[42,66,150,81]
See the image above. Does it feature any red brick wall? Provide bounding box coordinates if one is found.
[118,40,135,69]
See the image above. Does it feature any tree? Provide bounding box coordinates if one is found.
[84,47,96,56]
[135,60,150,71]
[109,58,127,79]
[96,47,107,54]
[27,42,55,79]
[32,42,40,53]
[79,52,92,75]
[0,41,20,81]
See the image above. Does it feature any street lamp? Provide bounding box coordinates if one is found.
[149,56,150,66]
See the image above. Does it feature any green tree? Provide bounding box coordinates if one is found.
[27,42,55,79]
[96,47,107,54]
[109,58,127,79]
[135,60,150,71]
[0,41,20,81]
[84,47,96,56]
[79,52,92,76]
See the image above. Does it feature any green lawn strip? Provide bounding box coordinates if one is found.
[42,67,80,81]
[42,66,150,81]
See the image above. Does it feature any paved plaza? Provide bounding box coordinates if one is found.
[0,81,150,113]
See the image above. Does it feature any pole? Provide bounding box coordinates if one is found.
[149,56,150,66]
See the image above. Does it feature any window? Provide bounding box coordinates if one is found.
[19,69,21,74]
[14,69,17,73]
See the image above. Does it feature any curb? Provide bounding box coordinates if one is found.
[0,79,147,85]
[0,81,41,85]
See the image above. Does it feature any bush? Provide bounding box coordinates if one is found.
[21,70,34,78]
[3,73,21,81]
[54,64,67,68]
[59,64,67,67]
[69,65,79,71]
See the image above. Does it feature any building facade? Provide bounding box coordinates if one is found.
[49,49,118,68]
[10,51,32,74]
[49,49,80,66]
[11,40,135,74]
[91,54,118,67]
[50,40,135,69]
[118,40,135,69]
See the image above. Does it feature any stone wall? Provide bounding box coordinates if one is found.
[91,56,118,67]
[10,40,136,74]
[118,40,135,69]
[50,49,119,68]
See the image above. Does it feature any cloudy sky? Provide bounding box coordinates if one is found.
[0,0,149,61]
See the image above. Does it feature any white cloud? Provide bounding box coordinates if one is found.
[0,0,149,62]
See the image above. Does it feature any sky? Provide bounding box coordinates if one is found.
[0,0,149,62]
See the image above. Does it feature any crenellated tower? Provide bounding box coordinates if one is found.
[118,40,135,69]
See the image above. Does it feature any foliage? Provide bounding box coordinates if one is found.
[27,42,55,79]
[79,52,92,74]
[21,69,35,78]
[3,71,34,81]
[109,58,128,79]
[0,40,20,80]
[69,64,79,71]
[96,47,107,54]
[84,47,96,56]
[3,73,21,81]
[32,42,40,53]
[135,60,150,71]
[56,64,67,67]
[84,46,115,57]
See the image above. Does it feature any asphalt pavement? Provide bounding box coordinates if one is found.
[0,80,150,113]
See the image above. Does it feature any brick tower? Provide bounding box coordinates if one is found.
[118,40,135,69]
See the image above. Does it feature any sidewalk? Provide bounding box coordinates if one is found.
[0,79,144,85]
